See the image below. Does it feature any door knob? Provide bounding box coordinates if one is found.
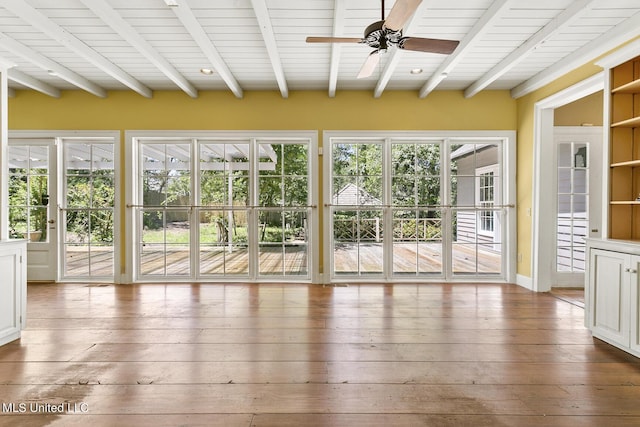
[48,219,55,224]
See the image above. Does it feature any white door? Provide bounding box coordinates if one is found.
[553,127,602,287]
[8,141,58,281]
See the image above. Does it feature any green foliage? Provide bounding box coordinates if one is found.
[65,170,115,243]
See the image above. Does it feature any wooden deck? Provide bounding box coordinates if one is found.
[334,243,501,275]
[1,282,639,425]
[64,243,501,278]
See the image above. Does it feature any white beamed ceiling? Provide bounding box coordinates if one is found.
[0,0,639,99]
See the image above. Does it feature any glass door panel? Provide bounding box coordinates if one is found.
[331,141,383,276]
[556,142,588,272]
[139,142,191,277]
[450,143,503,277]
[391,142,442,276]
[8,145,49,242]
[63,142,115,278]
[8,143,57,281]
[257,142,310,277]
[198,141,250,277]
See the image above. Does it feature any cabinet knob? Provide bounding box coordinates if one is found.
[632,269,638,274]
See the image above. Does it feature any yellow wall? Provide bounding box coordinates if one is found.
[554,91,603,126]
[9,89,516,277]
[515,63,603,278]
[9,89,515,131]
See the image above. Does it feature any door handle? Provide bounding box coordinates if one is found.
[591,228,598,233]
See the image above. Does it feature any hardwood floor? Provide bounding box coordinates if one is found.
[1,282,640,426]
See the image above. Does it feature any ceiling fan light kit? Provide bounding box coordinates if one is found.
[305,0,459,79]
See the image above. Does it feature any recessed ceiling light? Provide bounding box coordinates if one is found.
[164,0,178,7]
[410,68,423,75]
[200,68,215,75]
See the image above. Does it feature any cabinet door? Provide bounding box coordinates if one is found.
[0,246,22,346]
[588,249,630,347]
[630,256,640,354]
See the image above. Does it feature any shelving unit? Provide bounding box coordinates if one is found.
[609,55,640,240]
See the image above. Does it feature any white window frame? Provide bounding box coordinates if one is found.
[323,130,516,284]
[7,130,121,283]
[124,130,319,284]
[476,164,499,239]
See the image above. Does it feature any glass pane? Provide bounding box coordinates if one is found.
[573,169,587,194]
[478,244,501,274]
[200,174,225,205]
[283,177,308,206]
[90,210,114,244]
[393,209,418,275]
[89,244,114,276]
[9,207,27,239]
[416,144,441,176]
[65,244,90,276]
[573,194,587,213]
[282,144,308,175]
[333,178,357,205]
[573,144,587,168]
[28,207,47,242]
[417,177,440,206]
[452,176,474,207]
[558,194,571,214]
[140,244,166,276]
[259,177,283,206]
[557,168,571,193]
[29,175,48,207]
[452,243,477,273]
[9,175,28,206]
[92,175,115,208]
[29,146,49,174]
[67,176,91,208]
[557,143,571,167]
[66,210,89,243]
[392,176,416,206]
[392,144,416,175]
[166,175,191,206]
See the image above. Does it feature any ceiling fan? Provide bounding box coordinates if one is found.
[306,0,459,79]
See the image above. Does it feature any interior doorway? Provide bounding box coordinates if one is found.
[532,73,604,292]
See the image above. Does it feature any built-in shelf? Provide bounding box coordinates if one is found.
[611,116,640,128]
[608,55,640,241]
[611,159,640,167]
[612,78,640,93]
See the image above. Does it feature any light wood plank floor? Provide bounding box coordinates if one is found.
[1,282,640,426]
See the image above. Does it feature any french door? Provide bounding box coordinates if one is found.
[8,133,118,282]
[7,140,57,281]
[129,132,316,282]
[325,132,515,282]
[552,126,602,286]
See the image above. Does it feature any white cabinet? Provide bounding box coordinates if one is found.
[586,239,640,357]
[0,240,27,346]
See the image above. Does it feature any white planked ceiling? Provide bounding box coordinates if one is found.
[0,0,639,100]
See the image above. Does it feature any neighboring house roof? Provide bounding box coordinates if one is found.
[333,183,382,206]
[450,143,493,160]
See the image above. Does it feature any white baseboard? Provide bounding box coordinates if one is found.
[516,274,534,291]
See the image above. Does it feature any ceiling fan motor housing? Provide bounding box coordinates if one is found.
[363,20,403,50]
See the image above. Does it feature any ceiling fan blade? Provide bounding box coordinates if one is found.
[306,36,362,44]
[383,0,422,31]
[357,50,381,79]
[400,37,459,54]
